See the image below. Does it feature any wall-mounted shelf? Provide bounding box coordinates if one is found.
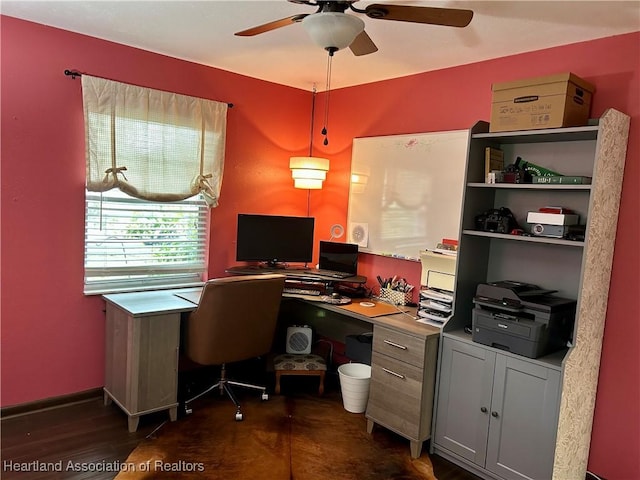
[462,229,585,247]
[467,182,592,191]
[472,124,599,143]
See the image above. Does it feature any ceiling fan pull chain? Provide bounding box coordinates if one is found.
[322,49,334,146]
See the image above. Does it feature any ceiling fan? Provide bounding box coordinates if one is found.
[235,1,474,56]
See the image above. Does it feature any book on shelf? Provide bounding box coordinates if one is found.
[531,175,592,185]
[484,147,504,183]
[538,206,574,214]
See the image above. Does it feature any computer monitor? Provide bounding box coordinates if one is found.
[318,241,359,275]
[236,214,315,267]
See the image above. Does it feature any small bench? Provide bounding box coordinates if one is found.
[274,354,327,395]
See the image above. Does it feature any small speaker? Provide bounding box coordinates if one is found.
[286,326,312,354]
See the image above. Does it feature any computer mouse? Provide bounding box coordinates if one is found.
[331,292,341,300]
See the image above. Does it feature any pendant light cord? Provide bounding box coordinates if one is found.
[309,85,317,156]
[307,85,319,216]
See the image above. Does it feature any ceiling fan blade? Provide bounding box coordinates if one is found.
[365,4,473,28]
[235,14,307,36]
[349,31,378,56]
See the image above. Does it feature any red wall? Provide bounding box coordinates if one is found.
[0,15,313,403]
[1,15,638,479]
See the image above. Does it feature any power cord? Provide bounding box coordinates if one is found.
[586,472,605,480]
[372,295,418,320]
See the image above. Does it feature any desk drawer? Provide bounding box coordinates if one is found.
[367,352,424,439]
[372,325,426,367]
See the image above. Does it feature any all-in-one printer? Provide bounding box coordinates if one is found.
[472,281,576,358]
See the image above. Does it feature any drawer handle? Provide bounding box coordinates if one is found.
[383,339,407,350]
[382,367,405,379]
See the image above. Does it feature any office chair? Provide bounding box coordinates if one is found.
[183,274,286,420]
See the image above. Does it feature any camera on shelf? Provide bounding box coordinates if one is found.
[475,207,519,234]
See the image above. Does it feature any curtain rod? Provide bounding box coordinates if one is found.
[64,70,234,108]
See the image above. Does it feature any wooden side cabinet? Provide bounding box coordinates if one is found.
[366,324,439,458]
[435,336,561,480]
[103,291,192,432]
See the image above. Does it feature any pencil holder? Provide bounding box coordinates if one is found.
[379,287,412,306]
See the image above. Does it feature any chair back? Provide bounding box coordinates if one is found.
[186,274,286,366]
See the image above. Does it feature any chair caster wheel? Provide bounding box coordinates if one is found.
[261,393,269,401]
[235,412,243,421]
[184,406,193,415]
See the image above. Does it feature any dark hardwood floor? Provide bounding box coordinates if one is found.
[2,382,479,480]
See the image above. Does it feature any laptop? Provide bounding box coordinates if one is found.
[306,241,359,279]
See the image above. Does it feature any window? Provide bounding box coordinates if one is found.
[84,190,208,294]
[80,75,227,293]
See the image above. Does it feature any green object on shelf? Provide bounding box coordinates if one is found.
[514,157,562,177]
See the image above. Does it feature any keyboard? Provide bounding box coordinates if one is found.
[283,288,322,296]
[305,269,354,279]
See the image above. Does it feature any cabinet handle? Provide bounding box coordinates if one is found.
[382,367,405,379]
[481,407,488,413]
[491,411,499,418]
[383,339,407,350]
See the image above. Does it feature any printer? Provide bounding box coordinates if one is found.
[472,281,576,359]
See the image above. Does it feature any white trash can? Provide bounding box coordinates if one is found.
[337,363,371,413]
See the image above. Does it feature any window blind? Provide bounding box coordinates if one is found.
[84,190,208,294]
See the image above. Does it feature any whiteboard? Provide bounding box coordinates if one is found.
[347,130,469,260]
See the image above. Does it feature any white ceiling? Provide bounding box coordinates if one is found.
[2,1,639,91]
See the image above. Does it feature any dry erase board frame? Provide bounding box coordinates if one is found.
[347,129,469,260]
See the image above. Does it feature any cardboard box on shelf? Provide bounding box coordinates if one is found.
[489,73,595,132]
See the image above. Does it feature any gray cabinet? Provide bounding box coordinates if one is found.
[433,109,630,479]
[366,325,439,458]
[103,291,191,432]
[436,337,560,480]
[434,337,495,465]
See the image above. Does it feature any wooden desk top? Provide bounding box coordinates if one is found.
[104,288,439,339]
[313,298,440,339]
[103,288,200,316]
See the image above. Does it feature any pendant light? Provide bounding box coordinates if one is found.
[289,86,329,190]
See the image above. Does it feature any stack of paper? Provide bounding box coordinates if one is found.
[417,288,453,327]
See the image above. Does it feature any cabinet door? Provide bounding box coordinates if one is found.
[434,338,496,466]
[486,355,561,480]
[132,314,181,412]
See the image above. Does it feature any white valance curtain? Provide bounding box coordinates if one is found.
[82,75,227,207]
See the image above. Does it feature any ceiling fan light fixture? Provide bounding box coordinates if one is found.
[302,12,365,51]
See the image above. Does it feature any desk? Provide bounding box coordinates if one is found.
[102,289,439,458]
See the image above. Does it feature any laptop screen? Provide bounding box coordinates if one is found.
[318,241,359,275]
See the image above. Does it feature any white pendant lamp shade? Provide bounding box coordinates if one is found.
[290,156,330,190]
[302,12,365,51]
